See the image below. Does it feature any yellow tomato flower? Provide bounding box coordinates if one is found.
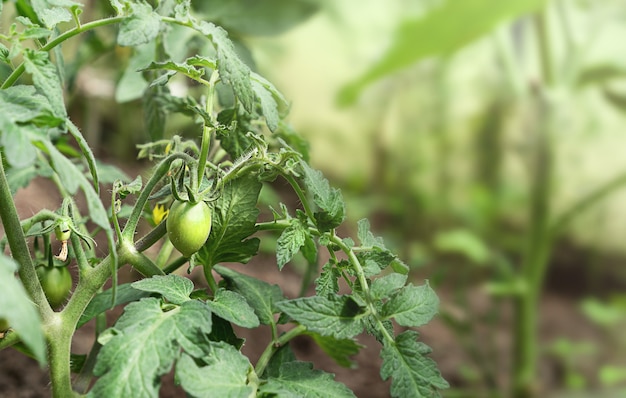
[152,203,169,225]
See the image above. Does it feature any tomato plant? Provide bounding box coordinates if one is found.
[0,1,446,398]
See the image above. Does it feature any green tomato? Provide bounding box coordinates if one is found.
[36,265,72,309]
[0,318,9,332]
[166,200,212,257]
[55,221,71,241]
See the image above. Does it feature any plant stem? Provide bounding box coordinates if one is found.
[512,11,554,398]
[254,324,307,376]
[197,70,219,190]
[122,153,195,240]
[1,16,124,89]
[0,154,52,316]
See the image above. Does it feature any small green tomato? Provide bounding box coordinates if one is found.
[55,221,71,242]
[166,200,212,257]
[0,318,9,332]
[36,265,72,309]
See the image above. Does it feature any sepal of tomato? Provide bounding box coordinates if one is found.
[166,200,212,257]
[36,265,72,309]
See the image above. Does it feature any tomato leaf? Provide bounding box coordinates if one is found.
[370,273,408,301]
[131,274,194,305]
[192,20,254,112]
[77,283,151,329]
[90,298,212,397]
[307,332,363,368]
[381,331,449,398]
[176,342,255,397]
[276,218,308,270]
[116,43,155,103]
[259,361,356,398]
[117,2,161,47]
[213,265,284,326]
[381,282,439,328]
[300,162,345,232]
[23,49,66,119]
[314,261,340,297]
[193,0,318,36]
[0,254,47,365]
[204,288,260,328]
[251,71,288,132]
[197,175,261,267]
[276,295,366,340]
[30,0,81,29]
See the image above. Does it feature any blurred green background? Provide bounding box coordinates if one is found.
[33,0,626,396]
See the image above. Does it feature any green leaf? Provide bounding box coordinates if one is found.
[42,139,80,193]
[216,108,255,159]
[357,218,385,248]
[260,362,356,398]
[193,21,254,112]
[276,295,366,339]
[30,0,81,29]
[213,265,284,325]
[338,0,547,105]
[67,120,99,192]
[116,42,155,103]
[23,49,66,118]
[314,261,340,297]
[381,331,449,398]
[357,250,397,278]
[370,273,407,301]
[194,0,318,36]
[308,332,363,368]
[250,71,288,132]
[131,274,194,305]
[262,344,297,379]
[117,2,161,47]
[0,85,60,125]
[205,288,260,328]
[197,175,261,267]
[0,254,46,365]
[77,283,151,329]
[176,342,254,398]
[276,218,308,270]
[381,282,439,328]
[41,141,110,231]
[90,298,212,398]
[143,84,168,140]
[0,121,37,168]
[142,58,207,83]
[300,162,345,232]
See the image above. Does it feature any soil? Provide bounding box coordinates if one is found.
[1,172,623,398]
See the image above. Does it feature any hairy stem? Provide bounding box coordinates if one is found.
[254,324,307,376]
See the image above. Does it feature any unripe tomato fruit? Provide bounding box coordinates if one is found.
[166,200,212,257]
[0,318,9,332]
[55,221,71,241]
[36,265,72,309]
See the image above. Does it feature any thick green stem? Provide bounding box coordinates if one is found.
[197,70,220,189]
[0,154,52,315]
[512,12,554,397]
[47,314,79,398]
